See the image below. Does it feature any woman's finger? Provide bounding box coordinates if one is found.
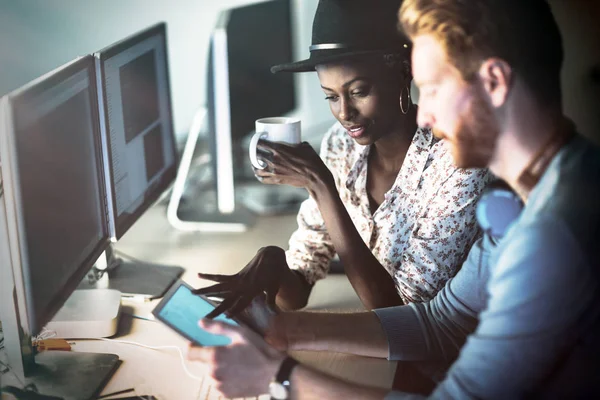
[258,141,306,164]
[256,175,306,188]
[226,295,254,317]
[260,162,305,182]
[257,138,282,152]
[265,289,278,312]
[192,282,234,296]
[256,147,273,160]
[205,295,240,319]
[197,272,236,283]
[254,167,271,178]
[199,289,233,298]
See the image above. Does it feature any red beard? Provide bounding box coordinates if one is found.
[448,86,499,169]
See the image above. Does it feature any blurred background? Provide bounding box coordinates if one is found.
[0,0,598,145]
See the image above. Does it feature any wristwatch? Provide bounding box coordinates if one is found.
[269,356,298,400]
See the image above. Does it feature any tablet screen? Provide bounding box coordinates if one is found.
[154,283,238,346]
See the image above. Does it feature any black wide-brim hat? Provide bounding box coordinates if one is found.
[271,0,410,73]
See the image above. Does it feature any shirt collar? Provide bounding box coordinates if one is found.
[344,127,436,193]
[345,142,369,191]
[399,128,437,192]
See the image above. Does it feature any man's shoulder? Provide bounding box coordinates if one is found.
[489,215,589,300]
[525,135,600,246]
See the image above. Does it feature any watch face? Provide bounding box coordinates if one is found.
[269,381,289,400]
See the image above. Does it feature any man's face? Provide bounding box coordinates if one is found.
[412,35,499,169]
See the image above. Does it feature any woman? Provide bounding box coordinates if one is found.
[195,0,491,315]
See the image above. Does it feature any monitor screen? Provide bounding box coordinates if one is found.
[98,23,177,239]
[8,56,109,334]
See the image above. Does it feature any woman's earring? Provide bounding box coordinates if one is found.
[400,85,411,114]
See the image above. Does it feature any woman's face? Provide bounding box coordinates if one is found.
[316,60,405,146]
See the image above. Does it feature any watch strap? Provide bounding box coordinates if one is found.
[271,356,298,399]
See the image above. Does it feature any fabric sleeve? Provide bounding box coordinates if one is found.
[384,392,424,400]
[285,125,343,285]
[373,236,490,362]
[429,218,595,399]
[385,217,596,399]
[395,168,492,303]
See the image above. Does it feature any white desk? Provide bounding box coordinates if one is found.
[29,203,397,399]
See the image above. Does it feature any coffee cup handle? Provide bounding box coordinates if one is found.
[249,132,268,169]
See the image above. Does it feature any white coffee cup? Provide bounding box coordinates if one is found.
[249,117,301,170]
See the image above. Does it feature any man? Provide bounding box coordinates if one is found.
[188,0,600,398]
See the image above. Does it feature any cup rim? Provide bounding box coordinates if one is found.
[255,117,300,125]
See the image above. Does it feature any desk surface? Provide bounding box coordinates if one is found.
[4,202,397,400]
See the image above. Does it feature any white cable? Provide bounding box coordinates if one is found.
[34,327,58,341]
[95,338,205,382]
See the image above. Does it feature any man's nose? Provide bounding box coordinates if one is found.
[416,106,434,129]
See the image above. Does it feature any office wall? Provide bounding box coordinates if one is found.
[1,1,597,144]
[550,0,600,144]
[0,0,332,144]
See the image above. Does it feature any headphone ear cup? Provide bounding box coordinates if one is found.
[476,182,524,239]
[410,79,419,106]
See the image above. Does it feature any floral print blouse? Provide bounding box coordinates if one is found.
[285,122,493,304]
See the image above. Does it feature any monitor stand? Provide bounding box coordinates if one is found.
[79,245,184,300]
[169,183,255,233]
[167,108,254,233]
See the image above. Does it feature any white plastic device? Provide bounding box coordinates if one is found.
[45,289,122,339]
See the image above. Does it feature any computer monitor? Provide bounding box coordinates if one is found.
[168,0,297,231]
[91,23,184,297]
[0,56,119,398]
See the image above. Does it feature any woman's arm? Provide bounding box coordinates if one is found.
[256,125,402,309]
[260,125,401,309]
[276,268,313,310]
[276,194,337,310]
[277,183,401,311]
[308,178,403,309]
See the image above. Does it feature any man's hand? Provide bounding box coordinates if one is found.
[187,319,286,398]
[193,246,289,319]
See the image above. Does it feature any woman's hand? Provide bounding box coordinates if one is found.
[254,139,335,196]
[193,246,289,319]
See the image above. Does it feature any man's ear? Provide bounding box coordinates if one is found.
[478,58,513,108]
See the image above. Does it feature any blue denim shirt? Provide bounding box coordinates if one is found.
[376,135,600,399]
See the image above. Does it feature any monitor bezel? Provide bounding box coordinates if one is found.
[4,55,111,335]
[96,22,178,240]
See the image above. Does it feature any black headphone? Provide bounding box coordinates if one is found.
[476,180,524,239]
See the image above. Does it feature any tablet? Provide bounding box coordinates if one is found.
[152,280,243,346]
